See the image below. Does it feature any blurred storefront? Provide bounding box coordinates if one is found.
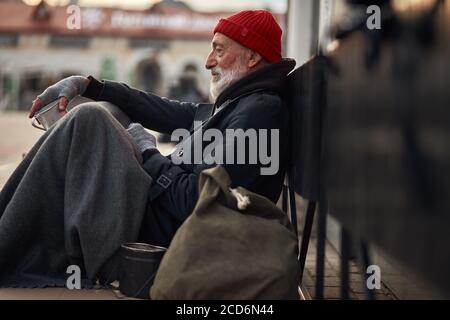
[0,0,285,110]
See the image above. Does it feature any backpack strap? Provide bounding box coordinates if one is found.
[189,89,268,132]
[190,103,214,131]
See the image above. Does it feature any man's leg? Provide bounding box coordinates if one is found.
[97,101,132,128]
[0,103,152,287]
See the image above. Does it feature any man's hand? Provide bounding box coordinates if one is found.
[127,123,157,154]
[29,76,90,118]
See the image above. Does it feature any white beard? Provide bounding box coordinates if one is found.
[209,66,246,102]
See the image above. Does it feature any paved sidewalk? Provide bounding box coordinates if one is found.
[0,287,135,300]
[291,195,398,300]
[294,192,444,300]
[300,239,397,300]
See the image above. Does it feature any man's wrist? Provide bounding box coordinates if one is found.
[82,75,104,100]
[142,148,160,162]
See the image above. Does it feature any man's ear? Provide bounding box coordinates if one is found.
[248,51,263,68]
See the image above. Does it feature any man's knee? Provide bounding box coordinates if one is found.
[58,102,119,134]
[68,102,130,128]
[69,102,111,121]
[97,102,131,128]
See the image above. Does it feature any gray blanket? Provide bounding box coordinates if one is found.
[0,104,152,287]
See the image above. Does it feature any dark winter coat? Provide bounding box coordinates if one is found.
[83,58,296,246]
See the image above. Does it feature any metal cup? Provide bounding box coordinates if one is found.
[32,100,64,131]
[119,243,167,299]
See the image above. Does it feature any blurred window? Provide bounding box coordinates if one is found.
[1,75,13,94]
[0,33,18,47]
[18,72,46,111]
[22,73,41,91]
[136,60,161,93]
[128,39,169,50]
[50,36,90,48]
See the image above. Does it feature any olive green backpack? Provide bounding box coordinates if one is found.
[150,166,300,300]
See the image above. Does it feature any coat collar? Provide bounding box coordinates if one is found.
[214,58,296,107]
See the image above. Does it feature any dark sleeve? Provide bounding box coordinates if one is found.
[141,93,286,223]
[82,76,198,133]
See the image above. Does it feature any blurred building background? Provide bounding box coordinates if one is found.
[0,0,286,110]
[1,0,448,300]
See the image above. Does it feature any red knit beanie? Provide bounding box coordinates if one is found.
[213,10,282,63]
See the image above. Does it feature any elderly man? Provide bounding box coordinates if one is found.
[0,10,295,287]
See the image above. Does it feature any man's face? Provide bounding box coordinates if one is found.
[205,33,251,101]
